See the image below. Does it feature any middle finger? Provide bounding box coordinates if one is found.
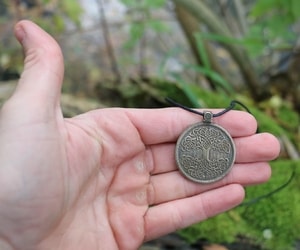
[150,133,279,175]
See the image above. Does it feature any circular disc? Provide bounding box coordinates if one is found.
[175,122,236,183]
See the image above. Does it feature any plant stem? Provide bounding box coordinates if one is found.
[96,0,122,83]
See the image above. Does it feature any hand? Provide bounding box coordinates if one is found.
[0,20,280,250]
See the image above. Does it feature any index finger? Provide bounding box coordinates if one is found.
[125,108,257,145]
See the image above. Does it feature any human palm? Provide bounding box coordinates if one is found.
[0,21,280,250]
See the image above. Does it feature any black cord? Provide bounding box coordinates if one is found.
[240,169,296,206]
[165,97,253,117]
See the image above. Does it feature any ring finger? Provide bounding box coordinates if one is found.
[148,162,271,205]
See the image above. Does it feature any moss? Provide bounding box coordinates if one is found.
[179,160,300,250]
[240,160,300,250]
[179,212,240,244]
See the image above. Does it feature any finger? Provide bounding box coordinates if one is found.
[235,133,280,163]
[148,162,271,205]
[13,20,64,110]
[125,108,257,145]
[149,132,279,174]
[148,143,176,174]
[144,184,244,241]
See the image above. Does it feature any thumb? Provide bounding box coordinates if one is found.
[13,20,64,110]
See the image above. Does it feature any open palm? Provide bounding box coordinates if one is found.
[0,21,280,250]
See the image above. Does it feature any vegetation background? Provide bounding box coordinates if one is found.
[0,0,300,249]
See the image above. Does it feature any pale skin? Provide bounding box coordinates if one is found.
[0,20,280,250]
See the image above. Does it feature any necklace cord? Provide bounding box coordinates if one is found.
[165,97,253,117]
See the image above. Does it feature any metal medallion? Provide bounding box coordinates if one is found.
[175,111,236,183]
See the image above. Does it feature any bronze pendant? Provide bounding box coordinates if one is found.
[175,111,236,183]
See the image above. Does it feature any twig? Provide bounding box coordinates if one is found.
[233,0,248,35]
[96,0,122,83]
[139,26,147,79]
[12,0,22,21]
[281,134,300,160]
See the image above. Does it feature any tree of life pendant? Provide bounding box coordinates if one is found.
[175,111,236,183]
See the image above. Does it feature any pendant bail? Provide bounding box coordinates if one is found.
[203,111,213,123]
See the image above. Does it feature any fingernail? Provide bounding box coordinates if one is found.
[14,23,26,44]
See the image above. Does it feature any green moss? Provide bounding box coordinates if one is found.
[240,160,300,250]
[179,160,300,250]
[179,212,240,244]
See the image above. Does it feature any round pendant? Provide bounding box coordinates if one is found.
[175,111,236,183]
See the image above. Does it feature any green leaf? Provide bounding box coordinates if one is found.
[144,0,165,8]
[170,74,200,108]
[291,0,300,19]
[250,0,281,17]
[158,46,182,78]
[120,0,138,8]
[186,64,234,93]
[124,23,145,48]
[147,20,169,32]
[194,33,211,71]
[61,0,83,26]
[41,0,51,4]
[200,33,243,45]
[52,15,65,33]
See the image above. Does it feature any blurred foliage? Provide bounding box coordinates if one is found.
[247,0,300,55]
[120,0,169,49]
[95,78,195,108]
[25,0,83,32]
[190,33,234,94]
